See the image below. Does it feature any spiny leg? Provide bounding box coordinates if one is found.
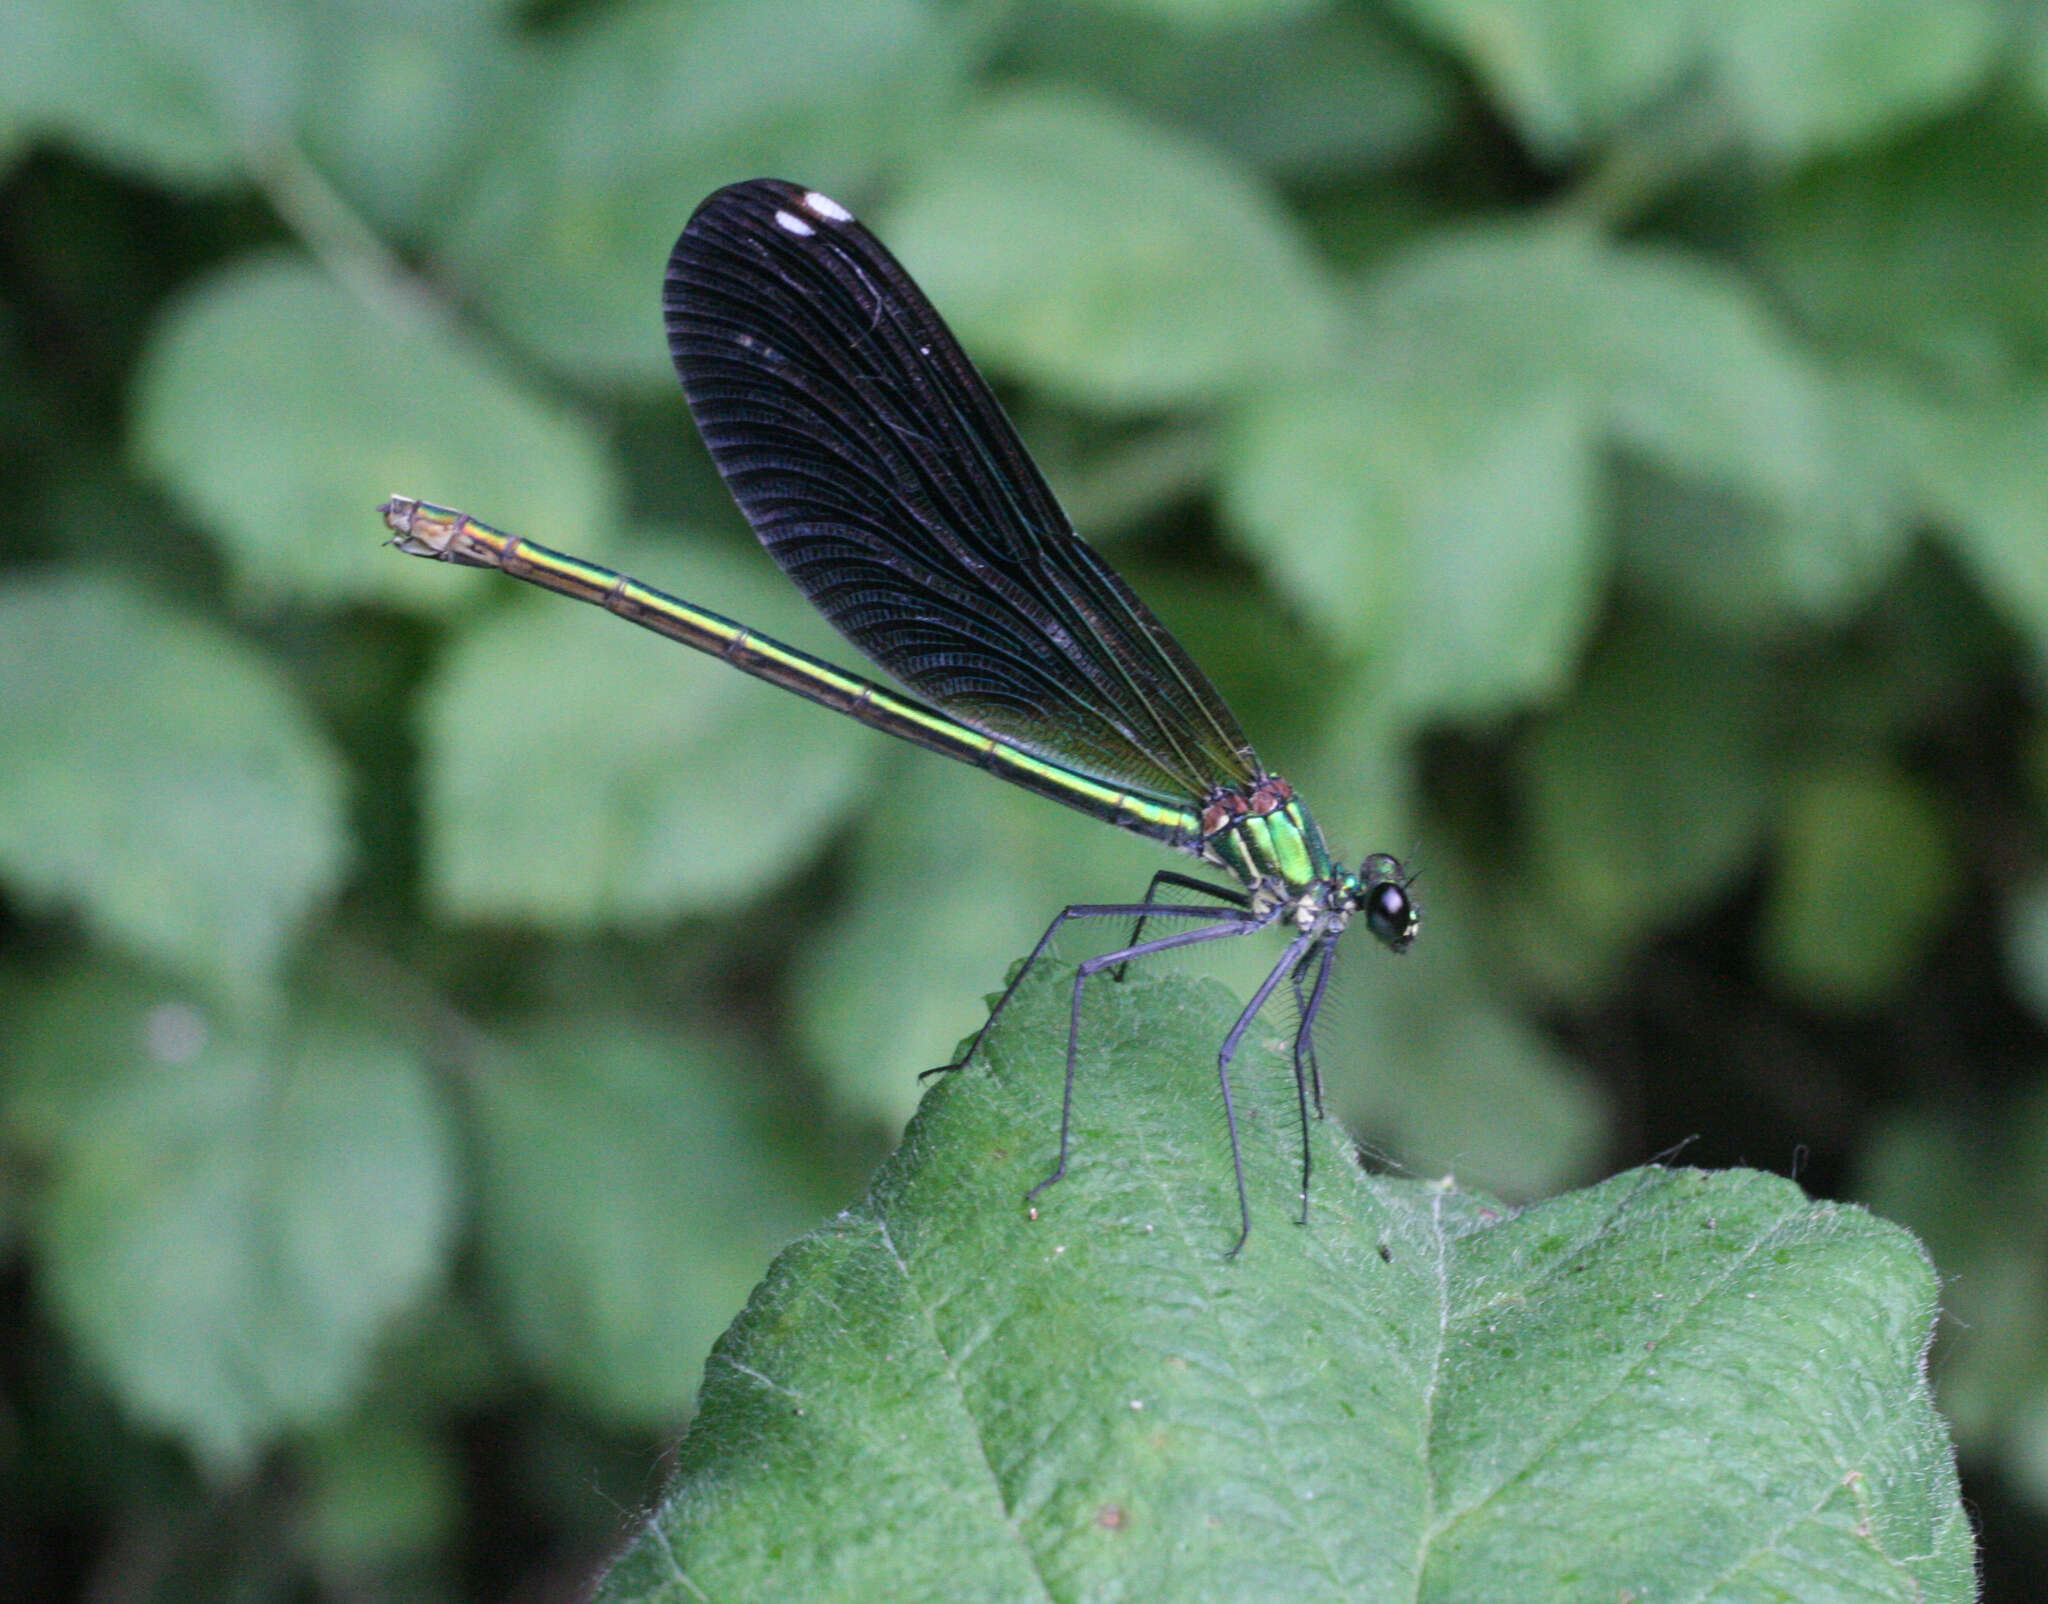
[1113,872,1249,981]
[1027,914,1266,1217]
[1213,932,1319,1256]
[1287,949,1320,1117]
[924,901,1258,1081]
[1290,937,1340,1223]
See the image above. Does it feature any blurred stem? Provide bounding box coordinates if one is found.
[1552,87,1739,235]
[252,140,445,334]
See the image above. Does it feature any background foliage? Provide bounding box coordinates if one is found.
[0,0,2042,1597]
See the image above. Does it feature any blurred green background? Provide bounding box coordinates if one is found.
[2,0,2045,1596]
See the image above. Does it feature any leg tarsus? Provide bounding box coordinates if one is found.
[1290,939,1339,1223]
[1213,932,1317,1255]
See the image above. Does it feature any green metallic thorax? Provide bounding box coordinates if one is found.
[1201,793,1335,896]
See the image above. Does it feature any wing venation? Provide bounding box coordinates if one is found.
[663,179,1260,801]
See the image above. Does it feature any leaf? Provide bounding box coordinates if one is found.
[1614,411,1908,641]
[1226,360,1600,722]
[1227,224,1888,715]
[1885,383,2048,661]
[592,969,1971,1601]
[2006,870,2048,1027]
[1763,109,2048,383]
[1380,229,1876,558]
[1088,0,1321,28]
[0,0,306,189]
[2023,0,2048,116]
[1750,496,2016,746]
[1384,0,1697,158]
[1713,0,1997,159]
[36,995,455,1470]
[301,1411,459,1568]
[1385,0,1995,161]
[1588,243,1867,531]
[0,572,347,1001]
[1762,759,1958,1010]
[885,86,1340,408]
[468,1016,825,1424]
[417,534,875,928]
[1856,1103,2048,1485]
[440,0,959,389]
[1516,615,1771,974]
[792,750,1180,1129]
[133,252,617,613]
[1014,2,1454,179]
[297,0,529,238]
[1316,859,1609,1199]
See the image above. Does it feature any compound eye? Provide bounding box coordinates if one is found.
[1360,851,1403,882]
[1365,881,1417,952]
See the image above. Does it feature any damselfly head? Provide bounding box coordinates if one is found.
[1355,853,1419,953]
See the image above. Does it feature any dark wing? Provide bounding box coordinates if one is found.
[664,178,1259,802]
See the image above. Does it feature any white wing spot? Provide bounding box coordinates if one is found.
[773,209,815,237]
[802,190,853,223]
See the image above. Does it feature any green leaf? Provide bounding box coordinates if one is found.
[0,958,209,1160]
[1885,383,2048,660]
[593,970,1971,1601]
[37,999,455,1470]
[1517,616,1771,974]
[1015,2,1454,178]
[1385,0,1995,161]
[1318,861,1609,1199]
[133,251,617,614]
[468,1016,823,1425]
[1587,243,1877,543]
[1225,357,1600,721]
[1763,759,1958,1009]
[301,1411,459,1569]
[353,1289,500,1418]
[297,0,528,238]
[1856,1102,2048,1485]
[2023,0,2048,116]
[1227,224,1890,713]
[1615,381,1910,640]
[2007,870,2048,1027]
[793,751,1177,1129]
[417,535,874,928]
[0,0,306,189]
[1088,0,1322,27]
[441,0,959,389]
[1384,0,1696,158]
[886,86,1339,409]
[1714,0,1997,159]
[0,572,347,1001]
[1764,109,2048,383]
